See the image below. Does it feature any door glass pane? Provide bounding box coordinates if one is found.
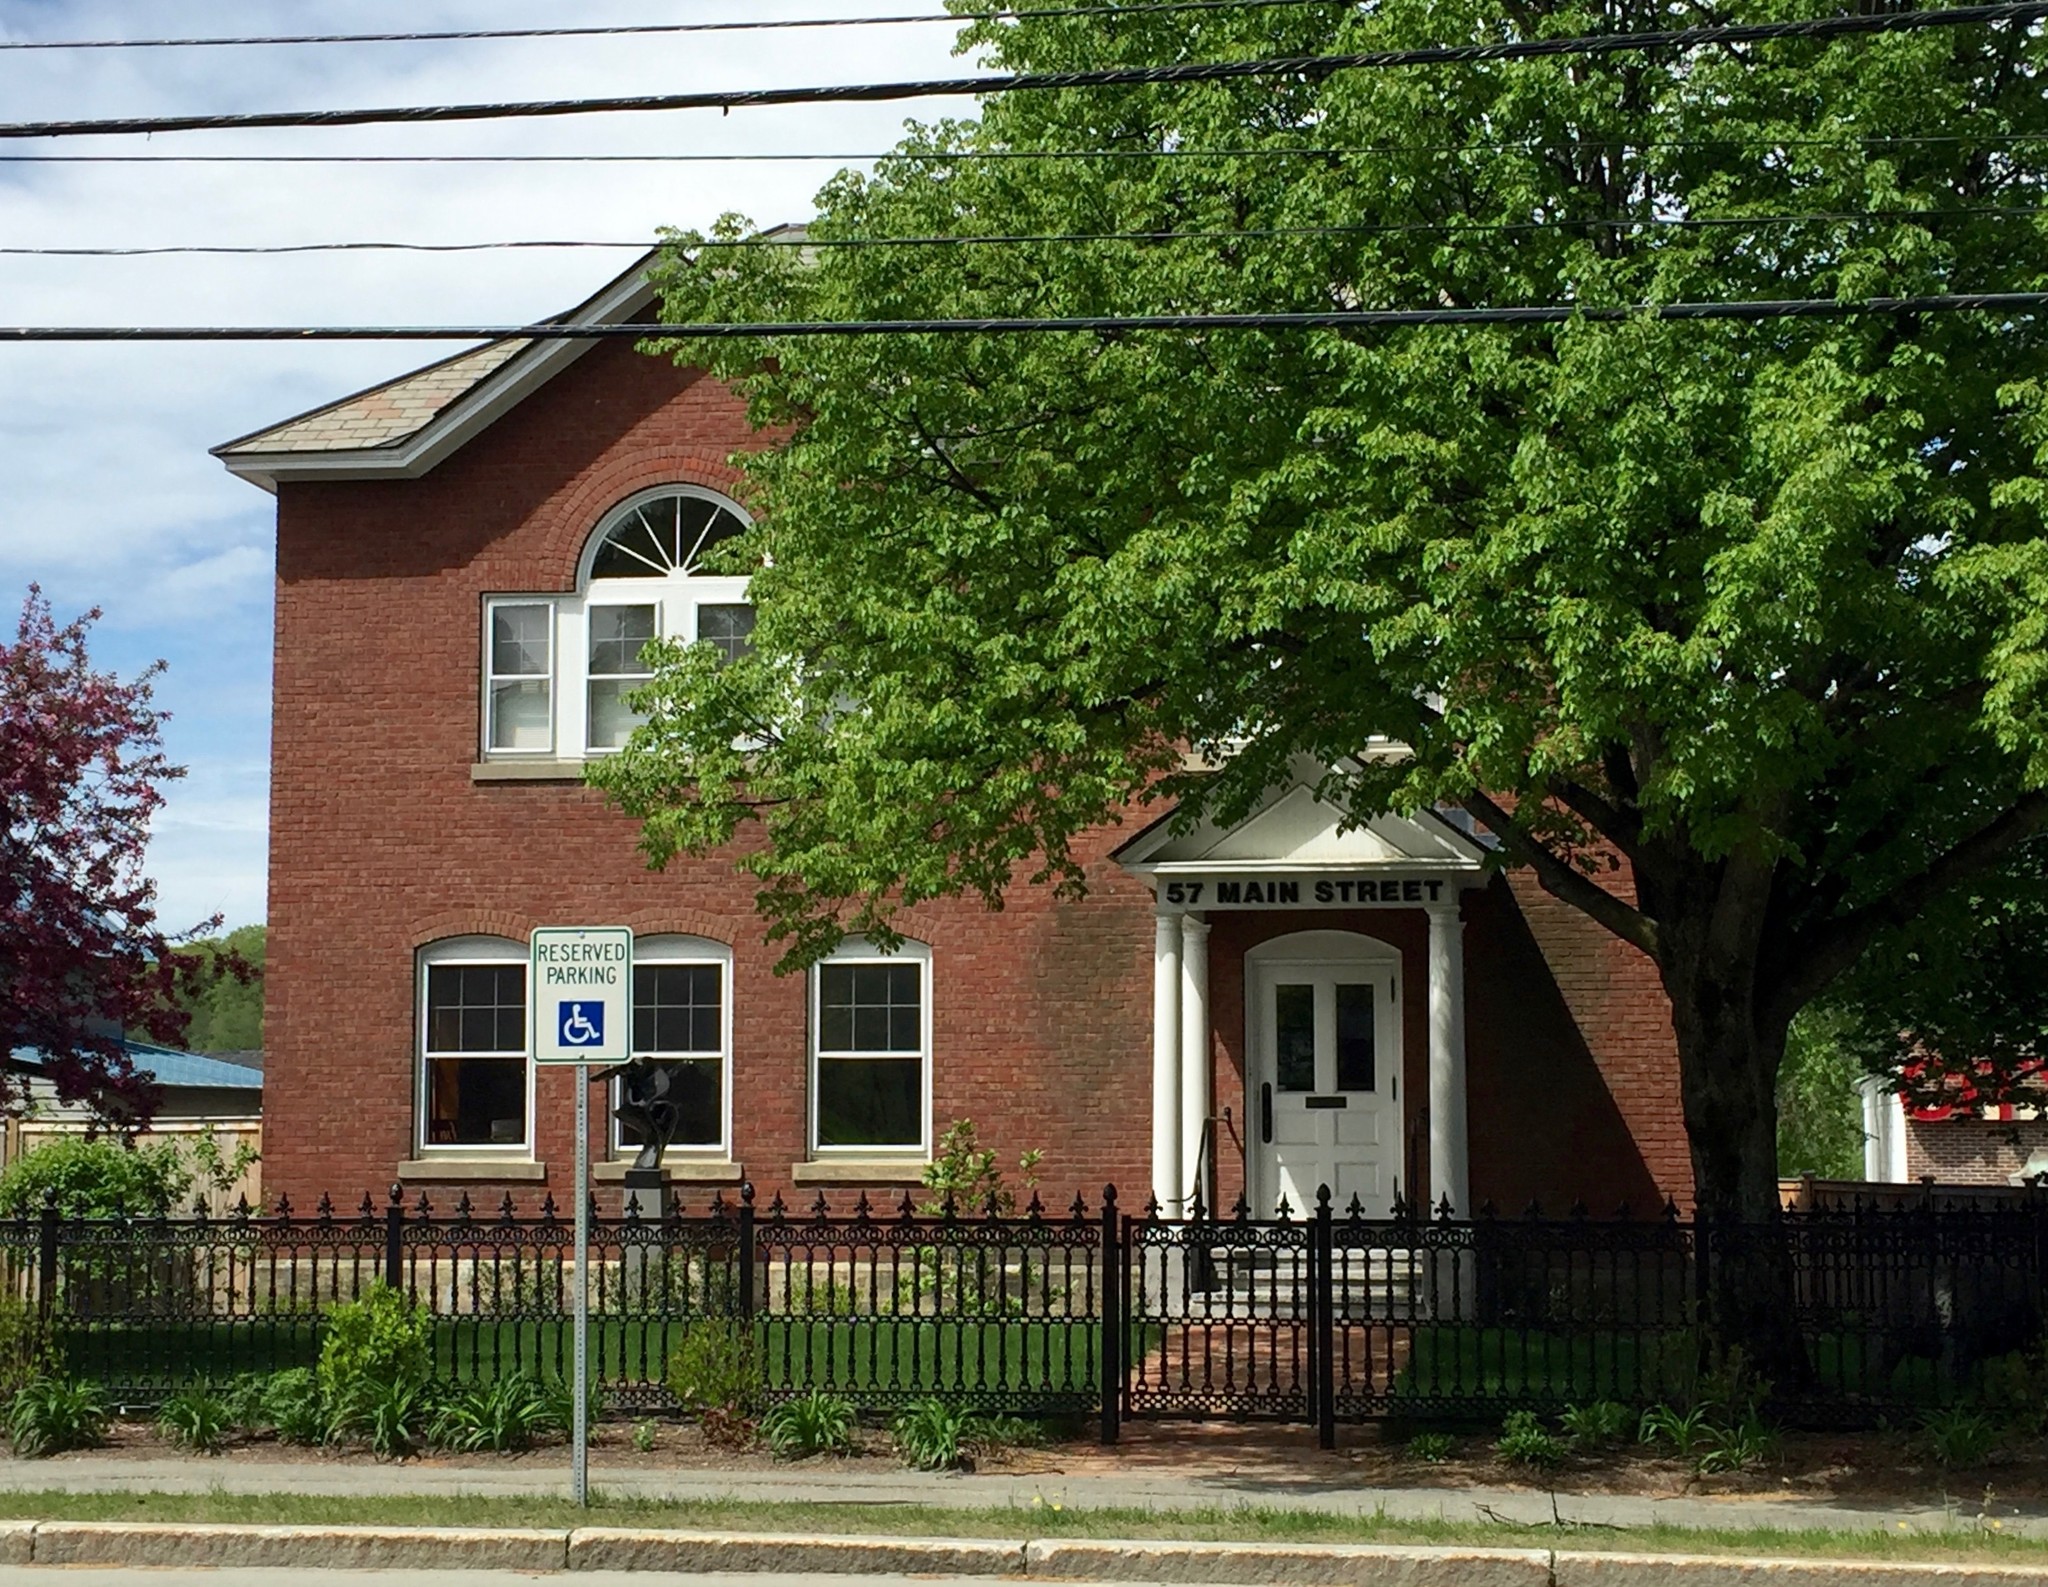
[1336,982,1376,1092]
[1275,983,1315,1091]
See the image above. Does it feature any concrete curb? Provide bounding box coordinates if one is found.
[5,1521,2048,1582]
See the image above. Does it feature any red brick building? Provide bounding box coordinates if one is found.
[216,257,1693,1216]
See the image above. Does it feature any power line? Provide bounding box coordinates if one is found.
[0,0,1342,51]
[0,133,2041,163]
[3,294,2042,341]
[11,210,2041,257]
[4,3,2042,141]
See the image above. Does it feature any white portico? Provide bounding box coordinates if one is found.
[1116,770,1488,1219]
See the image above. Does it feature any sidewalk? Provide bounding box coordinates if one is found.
[0,1430,2035,1541]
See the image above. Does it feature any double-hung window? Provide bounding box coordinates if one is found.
[419,937,530,1153]
[480,486,753,761]
[811,941,930,1156]
[616,936,732,1158]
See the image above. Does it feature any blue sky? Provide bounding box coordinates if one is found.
[0,1,965,937]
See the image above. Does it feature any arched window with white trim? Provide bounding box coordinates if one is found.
[482,485,754,760]
[417,936,531,1154]
[616,935,733,1159]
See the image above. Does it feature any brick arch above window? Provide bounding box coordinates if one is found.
[615,908,741,943]
[409,912,537,951]
[535,454,753,584]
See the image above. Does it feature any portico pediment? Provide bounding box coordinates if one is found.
[1114,763,1488,877]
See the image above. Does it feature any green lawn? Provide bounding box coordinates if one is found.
[0,1490,2033,1566]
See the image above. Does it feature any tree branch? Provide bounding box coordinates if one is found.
[1460,788,1662,959]
[1768,789,2048,1028]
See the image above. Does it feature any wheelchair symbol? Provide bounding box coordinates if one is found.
[558,1002,604,1048]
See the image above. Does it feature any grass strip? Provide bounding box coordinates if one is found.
[0,1490,2032,1564]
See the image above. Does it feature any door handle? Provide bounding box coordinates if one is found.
[1260,1082,1273,1144]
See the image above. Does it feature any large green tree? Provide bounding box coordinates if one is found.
[596,0,2048,1274]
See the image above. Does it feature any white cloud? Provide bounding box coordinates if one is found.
[0,0,970,937]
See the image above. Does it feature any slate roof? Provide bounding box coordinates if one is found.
[217,339,530,456]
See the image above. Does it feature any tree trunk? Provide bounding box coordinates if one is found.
[1663,958,1811,1394]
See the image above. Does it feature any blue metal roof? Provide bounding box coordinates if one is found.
[9,1041,262,1091]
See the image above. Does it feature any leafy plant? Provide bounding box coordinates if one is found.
[7,1376,107,1457]
[1494,1410,1567,1469]
[918,1119,1042,1216]
[159,1380,233,1454]
[536,1368,596,1440]
[264,1368,325,1445]
[1976,1347,2048,1434]
[218,1374,272,1433]
[0,1137,193,1219]
[347,1376,436,1459]
[666,1320,760,1445]
[1922,1406,2002,1468]
[0,1295,51,1403]
[1694,1414,1779,1475]
[1559,1400,1633,1448]
[632,1418,658,1453]
[317,1281,432,1430]
[1639,1403,1715,1459]
[429,1372,556,1453]
[891,1396,979,1472]
[1406,1431,1456,1464]
[762,1390,857,1459]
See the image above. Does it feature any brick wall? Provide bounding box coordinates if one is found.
[1907,1118,2048,1185]
[264,336,1690,1214]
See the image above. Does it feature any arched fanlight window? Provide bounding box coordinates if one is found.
[589,491,748,581]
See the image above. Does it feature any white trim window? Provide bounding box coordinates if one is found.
[615,935,733,1159]
[479,485,753,761]
[810,940,931,1156]
[418,937,532,1154]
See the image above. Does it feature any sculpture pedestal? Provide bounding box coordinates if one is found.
[620,1166,671,1221]
[620,1167,672,1311]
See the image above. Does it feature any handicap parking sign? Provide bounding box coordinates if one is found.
[558,1001,604,1049]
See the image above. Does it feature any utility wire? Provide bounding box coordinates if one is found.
[0,0,1343,51]
[11,210,2042,256]
[0,133,2041,163]
[4,3,2043,141]
[3,294,2042,341]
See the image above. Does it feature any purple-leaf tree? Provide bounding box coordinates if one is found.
[0,586,217,1128]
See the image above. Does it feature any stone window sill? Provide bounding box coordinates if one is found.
[790,1160,929,1185]
[471,760,588,783]
[592,1160,744,1185]
[397,1159,547,1181]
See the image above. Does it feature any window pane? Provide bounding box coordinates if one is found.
[1275,983,1315,1092]
[426,964,526,1054]
[634,964,722,1054]
[697,603,755,664]
[589,605,657,675]
[491,605,550,676]
[819,962,922,1053]
[817,1057,921,1148]
[1336,982,1376,1092]
[490,679,550,751]
[587,679,645,750]
[426,1056,527,1146]
[617,1058,722,1149]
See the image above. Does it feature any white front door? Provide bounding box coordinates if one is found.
[1248,934,1402,1217]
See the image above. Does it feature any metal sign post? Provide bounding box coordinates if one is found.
[529,926,632,1511]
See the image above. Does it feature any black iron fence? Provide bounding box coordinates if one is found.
[2,1183,2042,1434]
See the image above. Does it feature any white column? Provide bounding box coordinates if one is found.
[1151,908,1183,1216]
[1427,903,1470,1216]
[1178,913,1211,1217]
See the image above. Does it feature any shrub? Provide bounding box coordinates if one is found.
[1922,1406,2001,1468]
[159,1380,232,1454]
[666,1319,760,1444]
[1406,1431,1457,1464]
[0,1137,194,1219]
[318,1282,431,1421]
[218,1374,272,1433]
[1494,1410,1567,1469]
[763,1390,857,1459]
[1559,1400,1633,1448]
[264,1368,325,1445]
[892,1396,979,1471]
[430,1372,557,1453]
[8,1377,107,1457]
